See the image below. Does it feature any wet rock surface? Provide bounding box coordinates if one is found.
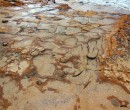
[0,0,130,110]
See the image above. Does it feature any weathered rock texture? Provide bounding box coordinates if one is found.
[0,1,130,110]
[99,15,130,94]
[0,0,24,6]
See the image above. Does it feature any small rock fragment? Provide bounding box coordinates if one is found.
[3,42,8,46]
[36,80,42,85]
[107,96,129,108]
[87,49,98,59]
[56,4,71,11]
[120,101,129,108]
[31,50,39,56]
[2,20,8,23]
[53,70,67,79]
[60,54,72,63]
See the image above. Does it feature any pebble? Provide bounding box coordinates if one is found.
[120,101,129,107]
[53,70,67,79]
[111,98,120,107]
[36,80,42,85]
[3,42,8,46]
[30,50,39,56]
[2,20,8,23]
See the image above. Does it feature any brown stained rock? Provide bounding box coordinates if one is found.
[6,60,29,76]
[18,60,29,75]
[60,54,73,63]
[35,79,49,92]
[0,26,9,33]
[3,42,8,46]
[0,0,24,7]
[99,15,130,94]
[47,87,59,93]
[53,70,67,79]
[2,20,8,23]
[65,27,81,35]
[56,4,71,11]
[74,10,97,17]
[81,25,94,31]
[0,86,11,110]
[85,11,97,17]
[7,60,19,73]
[107,95,129,108]
[103,15,129,57]
[36,80,42,85]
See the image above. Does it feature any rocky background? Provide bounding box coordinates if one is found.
[0,0,130,110]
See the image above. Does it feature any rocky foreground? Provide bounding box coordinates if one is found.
[0,0,130,110]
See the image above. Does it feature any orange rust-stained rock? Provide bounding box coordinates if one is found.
[0,86,11,109]
[99,15,130,94]
[0,0,24,7]
[74,10,97,17]
[56,4,71,11]
[103,15,129,57]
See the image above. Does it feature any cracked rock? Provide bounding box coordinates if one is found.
[66,27,81,35]
[33,55,55,76]
[60,54,72,63]
[53,70,67,79]
[74,17,88,24]
[87,48,98,59]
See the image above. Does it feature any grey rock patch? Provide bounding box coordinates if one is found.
[74,17,88,24]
